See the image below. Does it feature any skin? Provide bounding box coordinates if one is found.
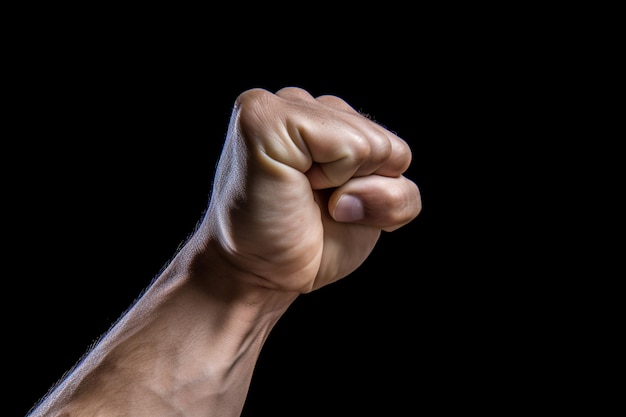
[27,87,422,417]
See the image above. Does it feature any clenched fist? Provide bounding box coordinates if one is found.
[203,86,422,291]
[27,87,422,417]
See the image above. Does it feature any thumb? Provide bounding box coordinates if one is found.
[329,175,422,232]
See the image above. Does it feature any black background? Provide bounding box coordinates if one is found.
[8,9,575,416]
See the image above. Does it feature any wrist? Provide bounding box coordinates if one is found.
[181,231,300,317]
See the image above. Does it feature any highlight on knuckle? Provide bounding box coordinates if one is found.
[235,88,278,137]
[349,132,371,164]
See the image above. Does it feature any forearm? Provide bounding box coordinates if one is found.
[29,240,298,417]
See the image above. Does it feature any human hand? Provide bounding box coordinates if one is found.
[202,87,421,293]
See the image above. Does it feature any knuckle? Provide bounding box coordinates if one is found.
[349,133,372,163]
[234,88,278,138]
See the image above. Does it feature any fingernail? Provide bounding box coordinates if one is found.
[333,195,364,222]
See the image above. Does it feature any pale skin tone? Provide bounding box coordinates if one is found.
[28,87,422,417]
